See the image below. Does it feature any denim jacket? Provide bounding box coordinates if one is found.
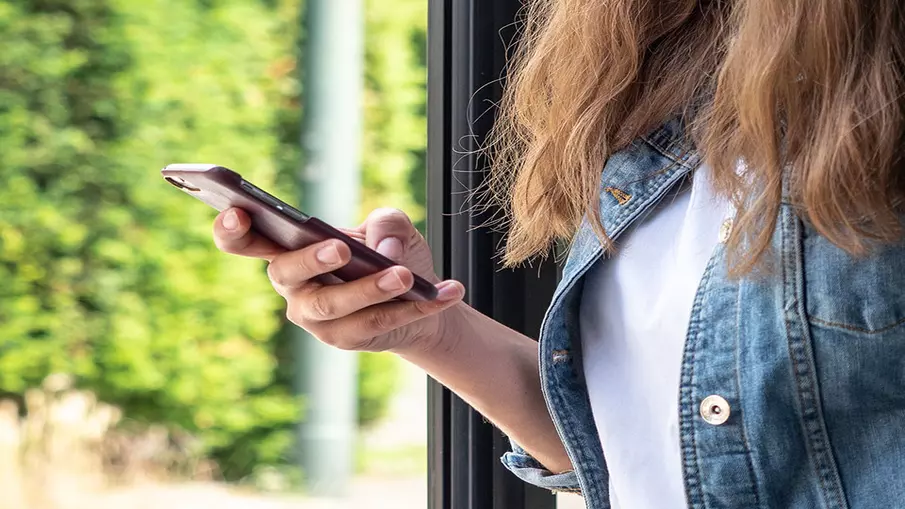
[500,119,905,508]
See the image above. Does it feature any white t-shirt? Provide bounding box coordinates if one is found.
[578,165,732,509]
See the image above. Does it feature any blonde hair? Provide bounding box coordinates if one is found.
[486,0,905,273]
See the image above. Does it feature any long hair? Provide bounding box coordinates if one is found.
[486,0,905,273]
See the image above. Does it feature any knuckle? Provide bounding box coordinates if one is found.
[316,330,340,347]
[384,208,409,221]
[411,301,432,317]
[353,335,381,352]
[365,310,395,333]
[285,304,305,326]
[315,330,358,351]
[268,253,319,288]
[307,293,336,320]
[371,207,410,227]
[267,261,289,288]
[296,251,319,273]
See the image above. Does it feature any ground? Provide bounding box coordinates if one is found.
[0,362,585,509]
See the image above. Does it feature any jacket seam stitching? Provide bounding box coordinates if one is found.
[680,254,719,508]
[782,207,850,509]
[808,315,905,335]
[608,162,689,228]
[735,281,765,508]
[641,135,698,170]
[538,290,596,501]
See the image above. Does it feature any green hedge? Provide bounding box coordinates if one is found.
[0,0,427,481]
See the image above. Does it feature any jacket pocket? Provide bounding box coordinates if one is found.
[798,224,905,508]
[802,226,905,335]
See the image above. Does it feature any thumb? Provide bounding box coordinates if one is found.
[362,208,417,263]
[376,236,405,261]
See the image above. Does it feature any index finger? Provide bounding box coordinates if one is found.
[213,208,286,261]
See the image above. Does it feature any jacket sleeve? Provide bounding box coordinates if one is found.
[500,437,582,494]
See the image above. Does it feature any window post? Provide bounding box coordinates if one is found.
[426,1,559,508]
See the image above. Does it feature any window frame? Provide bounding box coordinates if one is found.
[426,1,560,508]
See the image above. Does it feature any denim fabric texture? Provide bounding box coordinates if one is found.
[500,118,905,509]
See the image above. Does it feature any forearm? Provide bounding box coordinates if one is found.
[397,303,573,474]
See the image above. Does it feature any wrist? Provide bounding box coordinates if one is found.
[392,302,471,360]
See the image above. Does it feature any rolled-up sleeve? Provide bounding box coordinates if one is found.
[500,439,581,494]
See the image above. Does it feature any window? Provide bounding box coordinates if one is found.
[426,2,564,508]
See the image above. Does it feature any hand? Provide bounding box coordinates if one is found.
[212,207,465,353]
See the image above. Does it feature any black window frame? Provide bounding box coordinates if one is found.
[426,1,560,508]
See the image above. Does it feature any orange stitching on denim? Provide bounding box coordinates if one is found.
[604,186,632,205]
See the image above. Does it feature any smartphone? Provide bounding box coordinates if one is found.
[161,164,438,301]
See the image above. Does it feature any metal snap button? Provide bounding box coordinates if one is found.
[718,218,733,244]
[700,395,731,426]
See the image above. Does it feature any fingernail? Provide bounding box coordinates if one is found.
[222,210,239,231]
[435,282,462,302]
[376,237,404,261]
[316,243,341,265]
[377,268,405,292]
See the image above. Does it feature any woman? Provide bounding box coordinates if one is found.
[214,0,905,507]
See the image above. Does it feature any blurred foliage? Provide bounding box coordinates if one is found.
[361,0,428,229]
[0,0,302,480]
[357,351,400,427]
[0,0,427,481]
